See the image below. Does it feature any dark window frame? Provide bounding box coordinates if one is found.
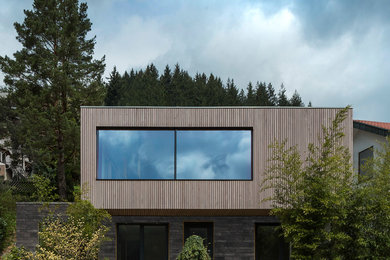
[358,146,374,176]
[116,223,169,260]
[96,127,253,181]
[183,222,214,259]
[255,223,290,260]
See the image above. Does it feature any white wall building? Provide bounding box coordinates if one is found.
[353,120,389,175]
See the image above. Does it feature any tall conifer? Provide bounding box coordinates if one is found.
[277,84,290,106]
[105,67,121,106]
[0,0,105,199]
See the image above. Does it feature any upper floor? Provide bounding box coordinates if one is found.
[81,107,353,214]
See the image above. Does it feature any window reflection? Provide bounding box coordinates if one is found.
[98,130,174,179]
[97,129,252,180]
[176,130,251,180]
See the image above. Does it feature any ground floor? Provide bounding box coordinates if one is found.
[16,203,289,260]
[100,215,289,260]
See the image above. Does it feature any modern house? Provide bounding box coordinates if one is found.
[353,120,390,176]
[80,107,353,260]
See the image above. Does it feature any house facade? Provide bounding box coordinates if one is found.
[80,107,353,260]
[353,120,390,176]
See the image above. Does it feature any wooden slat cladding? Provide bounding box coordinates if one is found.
[81,107,353,211]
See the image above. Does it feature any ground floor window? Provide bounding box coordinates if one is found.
[255,223,289,260]
[184,222,213,258]
[117,224,168,260]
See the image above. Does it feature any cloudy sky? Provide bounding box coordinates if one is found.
[1,0,389,121]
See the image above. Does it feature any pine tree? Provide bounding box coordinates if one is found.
[246,82,256,106]
[238,89,246,105]
[0,0,105,200]
[143,64,164,105]
[277,84,290,106]
[194,73,207,106]
[161,65,172,106]
[255,82,269,106]
[289,90,304,107]
[266,83,277,106]
[224,78,239,105]
[104,67,121,106]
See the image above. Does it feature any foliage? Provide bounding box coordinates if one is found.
[0,190,17,253]
[3,187,111,259]
[341,136,390,259]
[31,175,59,202]
[177,235,211,260]
[0,217,7,248]
[103,64,306,107]
[34,216,108,259]
[3,245,30,260]
[0,0,105,200]
[66,185,111,239]
[262,107,353,259]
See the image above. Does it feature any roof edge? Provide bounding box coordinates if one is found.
[353,121,389,136]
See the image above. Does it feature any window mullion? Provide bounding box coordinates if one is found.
[174,130,177,180]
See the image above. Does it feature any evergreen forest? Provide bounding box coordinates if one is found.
[104,64,307,107]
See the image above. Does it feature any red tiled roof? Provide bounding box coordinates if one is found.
[354,120,390,131]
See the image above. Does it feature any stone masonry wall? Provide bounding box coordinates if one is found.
[16,202,69,251]
[17,203,278,260]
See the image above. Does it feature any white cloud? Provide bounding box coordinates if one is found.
[177,152,216,179]
[93,15,172,74]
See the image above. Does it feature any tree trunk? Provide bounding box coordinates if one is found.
[57,131,67,200]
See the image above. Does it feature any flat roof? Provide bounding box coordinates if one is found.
[81,106,350,109]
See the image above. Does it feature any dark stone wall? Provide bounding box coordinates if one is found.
[16,202,69,251]
[16,203,278,260]
[100,215,279,260]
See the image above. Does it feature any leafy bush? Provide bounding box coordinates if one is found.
[31,175,59,202]
[3,185,111,259]
[66,185,111,239]
[0,190,17,253]
[177,235,211,260]
[2,245,30,260]
[262,108,390,259]
[0,217,7,245]
[262,107,354,258]
[35,216,108,259]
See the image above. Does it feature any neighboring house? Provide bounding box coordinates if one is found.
[0,140,30,180]
[353,120,390,175]
[80,107,353,260]
[0,92,31,180]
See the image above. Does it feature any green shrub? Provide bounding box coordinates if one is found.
[66,185,111,239]
[4,185,111,259]
[177,235,211,260]
[2,245,30,260]
[0,217,7,245]
[0,190,16,253]
[31,175,59,202]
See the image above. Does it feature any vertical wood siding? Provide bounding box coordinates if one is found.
[81,107,353,211]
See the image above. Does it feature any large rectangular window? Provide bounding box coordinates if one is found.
[255,224,289,260]
[97,129,252,180]
[117,224,168,260]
